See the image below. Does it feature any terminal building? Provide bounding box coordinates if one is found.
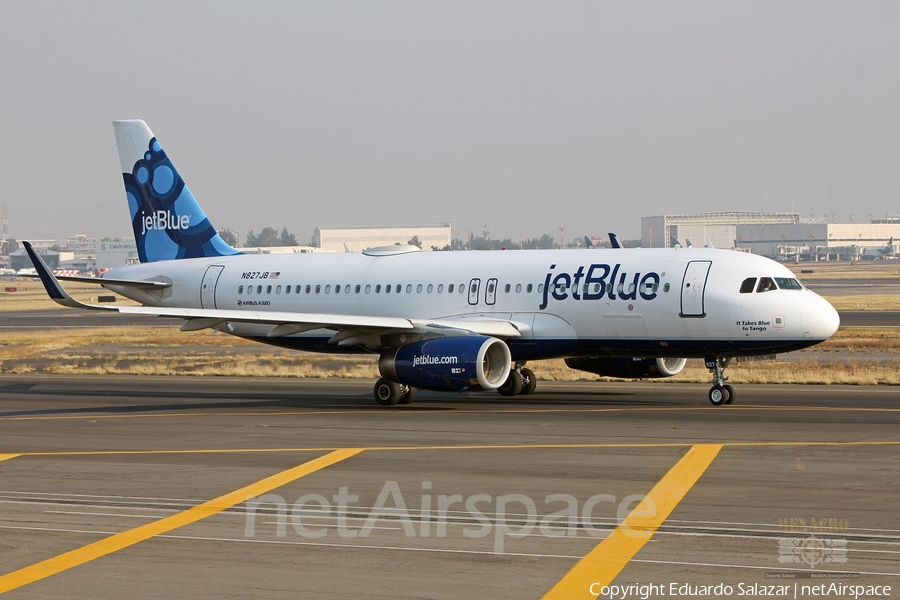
[312,224,452,252]
[642,212,900,261]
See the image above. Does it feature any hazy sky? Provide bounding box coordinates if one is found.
[2,1,898,245]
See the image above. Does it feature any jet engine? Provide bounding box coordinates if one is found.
[379,336,511,392]
[564,357,687,379]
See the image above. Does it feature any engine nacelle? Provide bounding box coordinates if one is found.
[379,336,512,392]
[564,357,687,379]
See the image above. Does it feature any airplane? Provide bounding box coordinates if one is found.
[861,237,897,260]
[25,120,841,407]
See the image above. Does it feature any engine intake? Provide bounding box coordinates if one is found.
[565,357,687,379]
[379,336,512,392]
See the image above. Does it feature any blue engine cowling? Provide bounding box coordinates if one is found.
[564,357,687,379]
[379,336,512,392]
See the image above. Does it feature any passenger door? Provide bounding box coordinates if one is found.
[680,260,711,317]
[200,265,225,309]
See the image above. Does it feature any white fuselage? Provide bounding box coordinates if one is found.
[102,247,839,361]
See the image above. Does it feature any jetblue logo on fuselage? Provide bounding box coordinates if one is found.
[141,210,190,235]
[539,263,660,310]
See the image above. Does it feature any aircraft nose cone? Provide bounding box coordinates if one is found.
[801,295,840,340]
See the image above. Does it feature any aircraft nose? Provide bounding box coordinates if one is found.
[801,294,840,340]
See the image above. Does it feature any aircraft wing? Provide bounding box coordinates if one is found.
[23,241,520,342]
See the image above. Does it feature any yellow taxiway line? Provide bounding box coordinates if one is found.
[0,448,363,595]
[0,454,19,462]
[541,444,723,600]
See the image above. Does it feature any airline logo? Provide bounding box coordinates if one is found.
[412,354,459,367]
[141,210,190,235]
[539,263,661,310]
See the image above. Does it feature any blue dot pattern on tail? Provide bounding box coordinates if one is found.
[123,137,240,263]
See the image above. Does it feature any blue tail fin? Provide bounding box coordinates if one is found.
[113,120,240,263]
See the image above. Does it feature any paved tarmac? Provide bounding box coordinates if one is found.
[0,376,897,599]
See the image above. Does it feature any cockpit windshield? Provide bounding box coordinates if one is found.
[775,277,803,290]
[740,276,804,293]
[756,277,777,293]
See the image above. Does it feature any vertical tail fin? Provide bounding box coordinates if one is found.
[113,120,240,262]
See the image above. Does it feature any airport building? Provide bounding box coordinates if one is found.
[312,224,452,252]
[734,221,900,261]
[641,212,799,250]
[642,212,900,260]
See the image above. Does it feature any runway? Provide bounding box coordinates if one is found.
[0,376,898,599]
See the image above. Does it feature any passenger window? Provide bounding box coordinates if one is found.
[406,284,412,293]
[438,284,444,293]
[375,284,381,293]
[305,285,311,294]
[325,285,331,293]
[527,284,533,293]
[285,285,291,294]
[448,284,454,293]
[238,285,244,294]
[663,283,670,292]
[276,285,281,294]
[505,283,511,293]
[515,283,522,293]
[427,284,434,293]
[757,277,776,293]
[266,285,272,294]
[775,277,802,290]
[537,284,543,293]
[355,285,361,293]
[257,285,262,294]
[365,284,371,293]
[334,284,340,294]
[247,286,253,295]
[739,278,756,294]
[315,285,321,294]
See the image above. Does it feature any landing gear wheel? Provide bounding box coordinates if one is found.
[374,378,401,406]
[498,370,524,396]
[398,385,417,405]
[520,368,537,395]
[709,385,728,406]
[723,385,735,405]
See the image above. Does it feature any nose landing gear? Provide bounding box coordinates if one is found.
[706,356,735,406]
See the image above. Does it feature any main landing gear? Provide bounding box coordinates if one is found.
[374,378,417,406]
[706,356,735,406]
[498,364,537,397]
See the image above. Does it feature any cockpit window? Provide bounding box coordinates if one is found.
[739,278,757,294]
[756,277,777,293]
[775,277,803,290]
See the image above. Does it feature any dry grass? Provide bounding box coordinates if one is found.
[0,325,898,385]
[793,264,900,280]
[0,281,140,311]
[821,295,900,311]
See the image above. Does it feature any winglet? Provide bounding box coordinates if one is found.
[23,242,110,310]
[608,233,621,249]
